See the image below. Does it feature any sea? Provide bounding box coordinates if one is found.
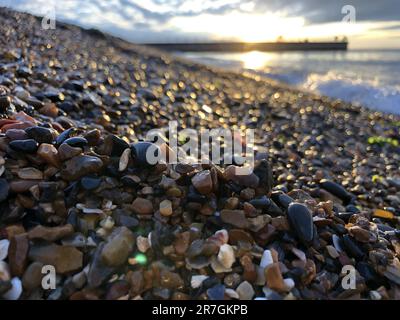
[178,50,400,115]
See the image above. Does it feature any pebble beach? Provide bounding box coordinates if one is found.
[1,7,400,300]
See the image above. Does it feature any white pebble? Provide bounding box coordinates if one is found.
[215,229,229,244]
[283,278,295,291]
[2,277,22,300]
[191,275,208,289]
[369,290,382,300]
[260,249,273,269]
[225,288,239,299]
[0,239,10,261]
[217,244,235,269]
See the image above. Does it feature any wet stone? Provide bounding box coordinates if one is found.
[58,143,82,161]
[63,136,88,148]
[81,176,101,190]
[37,143,60,167]
[9,139,38,153]
[287,203,314,243]
[192,170,213,195]
[25,126,54,144]
[61,155,103,181]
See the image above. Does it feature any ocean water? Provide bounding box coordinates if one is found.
[178,50,400,115]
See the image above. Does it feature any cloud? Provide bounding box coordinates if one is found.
[2,0,399,42]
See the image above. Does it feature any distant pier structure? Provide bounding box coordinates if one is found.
[144,41,348,52]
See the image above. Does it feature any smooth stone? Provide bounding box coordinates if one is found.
[0,178,9,202]
[116,214,139,228]
[9,139,38,153]
[5,129,28,141]
[191,170,213,195]
[132,197,154,215]
[136,236,150,253]
[228,229,254,245]
[63,136,88,148]
[220,210,249,229]
[83,129,101,146]
[106,280,130,300]
[58,143,82,161]
[217,244,235,269]
[37,143,60,167]
[55,127,75,145]
[130,141,159,166]
[80,176,101,190]
[87,243,114,287]
[224,165,259,188]
[0,261,11,281]
[118,148,130,171]
[17,167,43,180]
[29,244,83,274]
[2,277,22,300]
[253,159,273,193]
[320,180,353,204]
[25,126,54,144]
[0,239,10,261]
[236,281,255,300]
[207,284,225,300]
[191,275,208,289]
[108,134,130,157]
[101,227,135,267]
[22,262,44,291]
[326,245,340,258]
[265,263,287,292]
[260,250,274,269]
[341,235,365,260]
[8,233,29,276]
[287,203,314,243]
[159,199,173,217]
[61,155,103,181]
[271,191,294,209]
[28,224,74,242]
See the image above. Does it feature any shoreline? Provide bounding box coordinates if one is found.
[0,7,400,300]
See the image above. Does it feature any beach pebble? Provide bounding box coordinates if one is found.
[2,277,22,300]
[0,239,10,261]
[190,275,208,289]
[132,197,154,215]
[260,250,274,269]
[191,170,213,194]
[236,281,255,300]
[217,244,235,269]
[287,203,314,243]
[159,199,173,216]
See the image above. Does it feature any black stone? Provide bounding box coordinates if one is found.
[342,235,365,260]
[253,159,273,192]
[80,176,101,190]
[271,191,294,209]
[320,180,353,204]
[130,141,159,166]
[63,136,88,148]
[55,128,76,145]
[9,139,38,153]
[287,202,314,243]
[0,178,9,202]
[25,126,54,144]
[110,135,129,157]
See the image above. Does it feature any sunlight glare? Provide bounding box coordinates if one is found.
[241,51,269,70]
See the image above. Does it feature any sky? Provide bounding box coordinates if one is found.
[1,0,400,49]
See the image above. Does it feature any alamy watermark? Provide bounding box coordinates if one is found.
[342,5,356,23]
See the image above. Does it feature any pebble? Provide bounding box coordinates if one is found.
[28,224,74,242]
[159,199,173,217]
[17,167,43,180]
[320,179,353,204]
[191,170,213,195]
[61,155,103,181]
[136,236,150,253]
[63,137,88,148]
[132,197,154,215]
[101,227,135,267]
[217,244,235,269]
[58,143,82,161]
[9,139,38,153]
[22,262,44,291]
[236,281,255,300]
[260,250,274,269]
[8,233,29,276]
[287,202,314,243]
[0,239,9,261]
[37,143,60,167]
[29,244,83,274]
[265,263,287,293]
[0,178,9,202]
[207,284,225,300]
[191,275,208,289]
[2,277,22,300]
[118,148,131,171]
[220,210,249,229]
[25,126,54,144]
